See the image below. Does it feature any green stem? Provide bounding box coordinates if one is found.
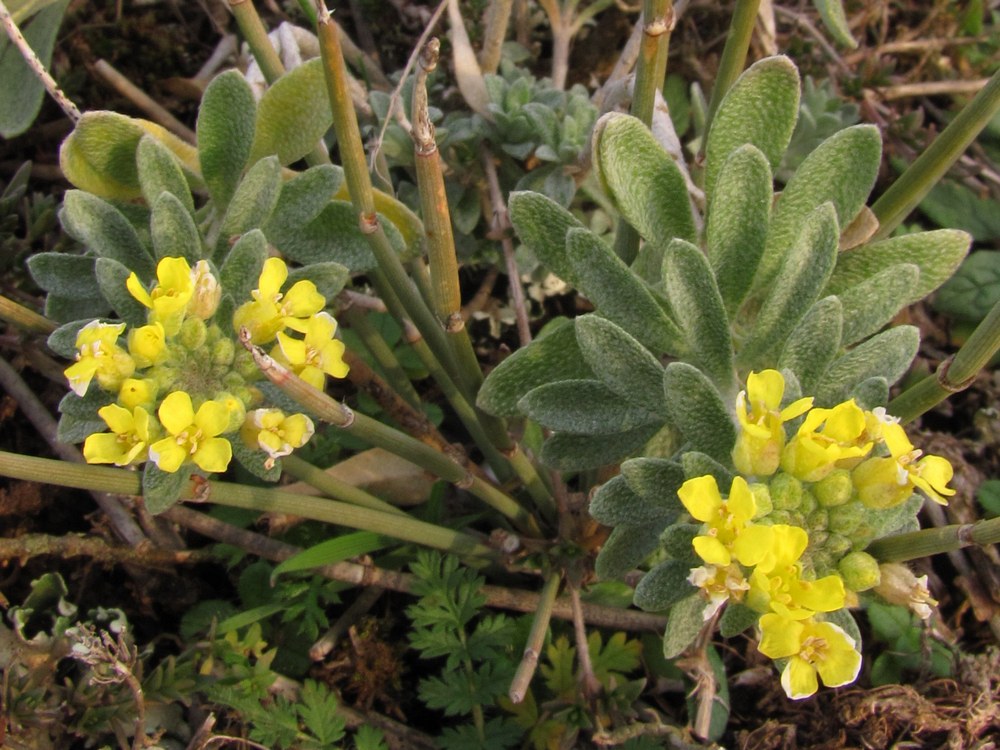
[240,331,540,534]
[0,294,56,335]
[615,0,672,264]
[281,454,408,516]
[0,451,495,558]
[866,515,1000,563]
[871,68,1000,240]
[888,298,1000,422]
[508,571,561,703]
[705,0,761,132]
[341,305,422,409]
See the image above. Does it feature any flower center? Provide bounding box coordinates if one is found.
[800,635,828,664]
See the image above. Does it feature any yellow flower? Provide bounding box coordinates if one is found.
[126,256,194,335]
[746,524,846,619]
[232,257,325,344]
[240,408,315,462]
[733,370,813,477]
[687,563,750,620]
[148,391,232,473]
[678,475,757,566]
[758,614,862,699]
[780,399,873,482]
[118,377,158,410]
[127,322,167,368]
[273,312,350,389]
[65,321,136,396]
[188,260,221,319]
[83,404,157,466]
[852,421,955,508]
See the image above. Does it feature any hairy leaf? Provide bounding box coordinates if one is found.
[61,191,155,280]
[519,380,662,434]
[663,363,736,464]
[216,155,282,256]
[197,70,256,210]
[137,134,194,213]
[662,593,706,658]
[574,315,665,415]
[590,474,679,526]
[540,424,661,471]
[839,263,920,345]
[815,325,919,405]
[220,229,268,305]
[508,190,583,284]
[778,295,843,394]
[150,192,203,263]
[26,253,98,298]
[634,560,698,612]
[249,58,332,166]
[95,257,147,326]
[595,524,662,580]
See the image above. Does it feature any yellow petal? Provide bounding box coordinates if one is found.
[276,331,307,366]
[193,436,232,473]
[195,400,231,437]
[159,391,195,435]
[83,433,127,464]
[747,369,785,410]
[126,272,153,308]
[149,437,186,472]
[258,257,288,299]
[731,524,774,567]
[283,280,325,317]
[727,476,756,523]
[758,613,803,659]
[98,403,135,434]
[693,535,730,566]
[782,656,819,700]
[678,475,721,522]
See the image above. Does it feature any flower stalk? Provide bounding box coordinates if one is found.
[705,0,762,131]
[888,298,1000,422]
[509,571,561,704]
[871,66,1000,240]
[866,515,1000,563]
[0,294,57,335]
[0,450,496,558]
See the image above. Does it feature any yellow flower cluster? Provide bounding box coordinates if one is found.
[679,369,956,699]
[69,257,349,474]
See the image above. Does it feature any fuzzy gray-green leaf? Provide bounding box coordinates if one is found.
[813,0,858,48]
[137,135,194,213]
[740,203,839,368]
[263,164,344,241]
[662,239,734,390]
[851,377,888,410]
[778,295,843,394]
[815,325,919,406]
[566,227,681,354]
[57,413,107,444]
[220,229,267,304]
[46,294,109,324]
[634,560,697,612]
[249,58,332,167]
[540,424,661,471]
[58,388,114,419]
[477,318,593,417]
[839,263,920,345]
[95,257,147,327]
[574,315,665,415]
[508,190,584,284]
[826,229,971,304]
[706,144,773,314]
[704,56,800,201]
[275,201,398,272]
[197,70,256,210]
[151,192,203,263]
[663,362,736,464]
[590,474,677,526]
[520,380,661,434]
[759,125,881,287]
[662,594,706,658]
[595,524,662,580]
[681,451,735,487]
[621,457,686,504]
[143,462,193,514]
[216,156,282,255]
[27,253,98,298]
[719,602,759,637]
[61,191,155,280]
[593,113,696,244]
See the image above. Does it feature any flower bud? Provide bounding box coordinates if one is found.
[188,260,222,320]
[873,563,937,619]
[828,502,865,535]
[749,483,773,518]
[127,323,167,368]
[814,469,854,507]
[769,472,802,510]
[118,377,158,410]
[212,337,236,367]
[178,317,208,350]
[215,391,248,433]
[807,508,828,532]
[824,533,852,557]
[838,551,881,591]
[800,490,817,515]
[852,457,913,509]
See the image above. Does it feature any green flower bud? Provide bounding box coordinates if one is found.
[838,551,881,592]
[828,501,865,535]
[807,508,829,532]
[179,317,208,350]
[825,533,853,557]
[800,490,817,514]
[767,510,794,525]
[215,391,248,433]
[235,349,262,380]
[769,472,802,510]
[213,337,236,367]
[814,469,854,507]
[749,482,773,518]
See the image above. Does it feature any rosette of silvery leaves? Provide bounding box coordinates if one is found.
[475,56,970,698]
[26,66,423,511]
